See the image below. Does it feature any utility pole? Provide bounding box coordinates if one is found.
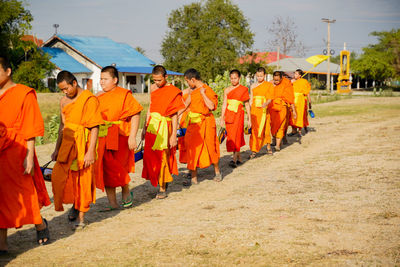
[276,46,280,71]
[321,18,335,93]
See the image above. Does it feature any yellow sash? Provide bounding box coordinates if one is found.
[253,96,267,138]
[187,111,203,124]
[98,120,122,137]
[64,122,89,171]
[253,96,266,108]
[227,99,243,113]
[147,112,172,150]
[294,92,305,106]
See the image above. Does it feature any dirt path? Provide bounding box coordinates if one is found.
[2,97,400,266]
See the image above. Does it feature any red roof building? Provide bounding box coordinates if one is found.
[239,51,292,65]
[21,35,44,46]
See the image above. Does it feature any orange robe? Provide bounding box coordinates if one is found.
[96,87,143,191]
[224,85,249,152]
[52,90,103,212]
[249,81,274,152]
[185,85,220,171]
[178,92,189,163]
[142,84,185,187]
[0,84,51,228]
[269,78,294,139]
[291,78,311,128]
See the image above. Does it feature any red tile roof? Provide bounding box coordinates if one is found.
[21,35,44,46]
[239,51,292,64]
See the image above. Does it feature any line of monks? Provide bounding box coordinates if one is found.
[0,54,311,253]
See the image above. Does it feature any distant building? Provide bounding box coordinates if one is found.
[42,34,182,93]
[21,35,44,47]
[239,51,292,65]
[267,57,342,89]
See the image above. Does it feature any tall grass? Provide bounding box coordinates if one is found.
[37,93,149,145]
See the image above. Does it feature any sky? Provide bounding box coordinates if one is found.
[26,0,400,63]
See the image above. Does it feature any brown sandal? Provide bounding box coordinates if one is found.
[156,191,167,199]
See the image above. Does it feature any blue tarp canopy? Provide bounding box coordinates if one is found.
[42,47,91,73]
[117,66,183,76]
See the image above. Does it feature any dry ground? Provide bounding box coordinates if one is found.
[1,97,400,266]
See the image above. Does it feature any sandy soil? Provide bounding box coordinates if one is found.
[1,97,399,266]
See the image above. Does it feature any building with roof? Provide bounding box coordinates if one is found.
[267,57,341,74]
[42,34,182,93]
[267,57,343,90]
[21,35,44,47]
[239,51,292,65]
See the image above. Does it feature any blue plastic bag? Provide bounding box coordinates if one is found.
[308,109,315,118]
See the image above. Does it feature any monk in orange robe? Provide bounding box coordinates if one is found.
[269,71,297,151]
[51,70,103,230]
[96,66,142,211]
[249,67,274,158]
[220,69,251,168]
[142,65,185,199]
[0,56,51,252]
[289,69,311,136]
[181,68,221,186]
[178,88,190,164]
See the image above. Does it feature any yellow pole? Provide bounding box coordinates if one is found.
[301,65,318,78]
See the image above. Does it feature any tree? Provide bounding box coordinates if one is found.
[266,16,305,57]
[0,0,56,90]
[352,29,400,81]
[13,48,56,92]
[161,0,254,81]
[0,0,33,61]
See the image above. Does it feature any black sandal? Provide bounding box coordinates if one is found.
[182,179,192,187]
[36,218,50,245]
[68,207,79,222]
[229,160,237,168]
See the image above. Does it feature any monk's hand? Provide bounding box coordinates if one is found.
[83,150,95,168]
[141,128,146,140]
[293,110,297,120]
[51,150,58,161]
[23,154,34,175]
[169,135,177,148]
[200,87,206,94]
[128,135,137,151]
[262,102,268,108]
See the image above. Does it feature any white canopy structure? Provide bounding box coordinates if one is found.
[267,57,341,75]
